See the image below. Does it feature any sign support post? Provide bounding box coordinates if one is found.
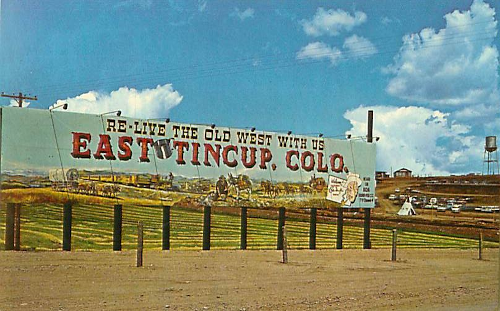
[240,207,247,250]
[5,203,15,250]
[113,204,122,251]
[336,208,344,249]
[277,207,285,250]
[162,205,170,250]
[203,206,211,250]
[309,208,317,250]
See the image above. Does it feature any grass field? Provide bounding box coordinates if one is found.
[0,202,496,251]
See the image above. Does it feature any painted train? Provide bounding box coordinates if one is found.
[48,168,176,197]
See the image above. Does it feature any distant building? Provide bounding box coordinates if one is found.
[376,171,390,180]
[394,168,412,178]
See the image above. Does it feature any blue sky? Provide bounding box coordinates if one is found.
[1,0,499,175]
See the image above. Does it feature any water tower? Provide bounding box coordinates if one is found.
[483,136,499,175]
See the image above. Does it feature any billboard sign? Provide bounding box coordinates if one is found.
[0,107,376,208]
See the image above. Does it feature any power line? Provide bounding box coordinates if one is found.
[33,25,497,96]
[34,31,497,100]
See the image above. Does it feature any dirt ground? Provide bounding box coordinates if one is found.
[0,249,498,311]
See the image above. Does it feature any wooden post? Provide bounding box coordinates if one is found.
[113,204,122,251]
[203,206,211,250]
[309,208,317,250]
[5,203,15,250]
[137,221,143,267]
[363,208,371,249]
[277,207,285,250]
[391,229,397,261]
[162,205,170,250]
[282,226,288,264]
[14,204,21,251]
[478,231,483,260]
[63,202,72,251]
[336,208,343,249]
[240,207,247,250]
[364,110,373,250]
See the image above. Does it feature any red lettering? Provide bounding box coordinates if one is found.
[117,136,133,161]
[71,132,91,159]
[259,148,272,169]
[317,152,328,173]
[204,144,221,166]
[191,142,200,165]
[137,137,154,162]
[330,153,344,173]
[285,150,299,171]
[173,141,189,165]
[94,134,116,160]
[301,151,315,172]
[222,145,238,168]
[241,147,256,168]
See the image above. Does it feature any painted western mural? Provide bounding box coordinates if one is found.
[0,107,376,209]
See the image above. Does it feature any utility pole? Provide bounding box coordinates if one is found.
[1,92,37,107]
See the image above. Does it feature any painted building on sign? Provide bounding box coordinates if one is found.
[0,107,376,209]
[394,168,412,178]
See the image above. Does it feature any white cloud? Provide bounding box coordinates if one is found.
[198,0,207,12]
[386,0,499,111]
[9,100,31,108]
[56,84,183,118]
[114,0,152,10]
[381,16,392,25]
[301,7,367,37]
[232,7,255,21]
[381,16,400,26]
[344,105,482,175]
[296,42,342,65]
[343,35,377,59]
[484,117,500,134]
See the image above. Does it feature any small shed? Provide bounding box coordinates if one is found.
[376,171,390,180]
[394,168,412,178]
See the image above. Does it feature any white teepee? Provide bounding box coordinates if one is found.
[397,198,416,216]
